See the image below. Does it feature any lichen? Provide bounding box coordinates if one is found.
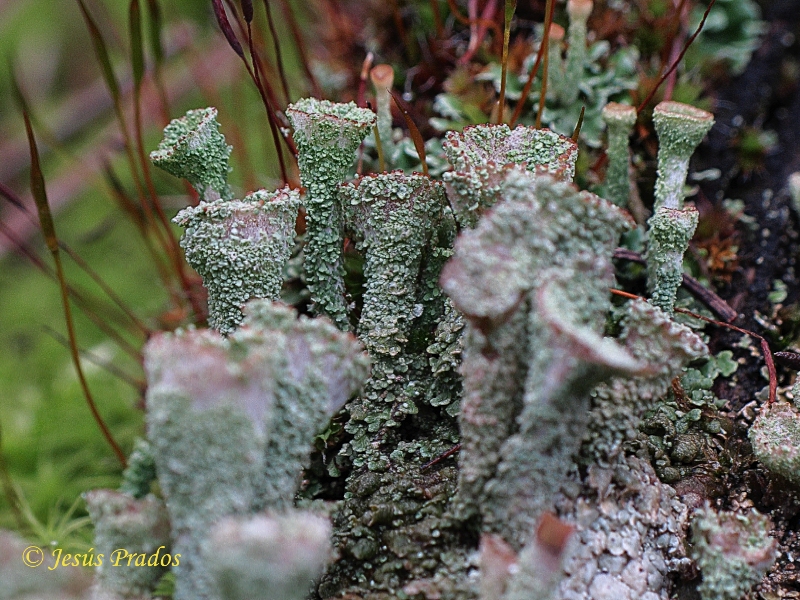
[286,98,376,330]
[442,124,578,227]
[150,107,233,202]
[691,506,778,600]
[749,399,800,485]
[207,511,332,600]
[601,102,637,208]
[173,187,300,335]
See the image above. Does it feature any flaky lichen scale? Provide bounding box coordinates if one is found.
[749,400,800,484]
[286,98,376,330]
[173,187,300,335]
[150,107,233,201]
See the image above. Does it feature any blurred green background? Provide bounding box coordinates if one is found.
[0,0,304,548]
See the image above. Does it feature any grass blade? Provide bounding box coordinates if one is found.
[497,0,516,124]
[12,79,127,469]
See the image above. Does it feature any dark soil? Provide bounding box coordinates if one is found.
[690,0,800,595]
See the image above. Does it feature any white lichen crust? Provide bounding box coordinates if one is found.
[442,124,578,227]
[150,107,233,202]
[286,98,376,330]
[173,187,300,335]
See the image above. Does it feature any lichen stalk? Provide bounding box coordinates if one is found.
[286,98,376,330]
[646,205,699,313]
[652,101,714,211]
[339,171,445,468]
[561,0,593,105]
[174,188,300,335]
[601,102,637,208]
[150,107,233,202]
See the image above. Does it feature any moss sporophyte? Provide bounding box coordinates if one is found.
[53,76,777,598]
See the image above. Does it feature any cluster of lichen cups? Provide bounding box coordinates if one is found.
[72,92,785,600]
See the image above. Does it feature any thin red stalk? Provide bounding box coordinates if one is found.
[262,0,292,104]
[510,0,553,127]
[637,0,717,113]
[430,0,444,37]
[571,106,586,141]
[497,0,517,124]
[16,88,126,468]
[390,90,428,176]
[43,326,146,392]
[0,184,149,337]
[145,0,171,125]
[662,0,691,101]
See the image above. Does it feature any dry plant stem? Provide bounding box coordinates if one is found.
[0,183,150,336]
[637,0,718,113]
[43,326,146,392]
[534,0,555,129]
[612,247,737,322]
[662,0,690,102]
[497,0,517,124]
[390,90,429,175]
[145,0,171,125]
[19,96,126,468]
[510,0,558,127]
[610,288,777,404]
[430,0,444,36]
[262,0,292,105]
[0,422,28,534]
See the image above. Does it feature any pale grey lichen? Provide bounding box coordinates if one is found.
[370,65,396,166]
[144,301,368,600]
[286,98,376,330]
[118,437,156,499]
[84,489,171,600]
[601,102,637,208]
[173,187,300,335]
[646,206,699,314]
[207,511,332,600]
[442,124,578,227]
[150,107,233,202]
[691,506,778,600]
[651,101,714,211]
[441,172,636,545]
[749,399,800,485]
[561,0,594,105]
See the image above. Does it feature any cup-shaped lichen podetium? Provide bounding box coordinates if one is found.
[207,511,332,600]
[442,124,578,228]
[84,489,171,599]
[240,300,370,512]
[601,102,637,208]
[150,107,233,202]
[286,98,376,331]
[173,187,299,335]
[340,171,444,359]
[646,205,699,314]
[144,328,279,600]
[561,0,593,105]
[652,101,714,211]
